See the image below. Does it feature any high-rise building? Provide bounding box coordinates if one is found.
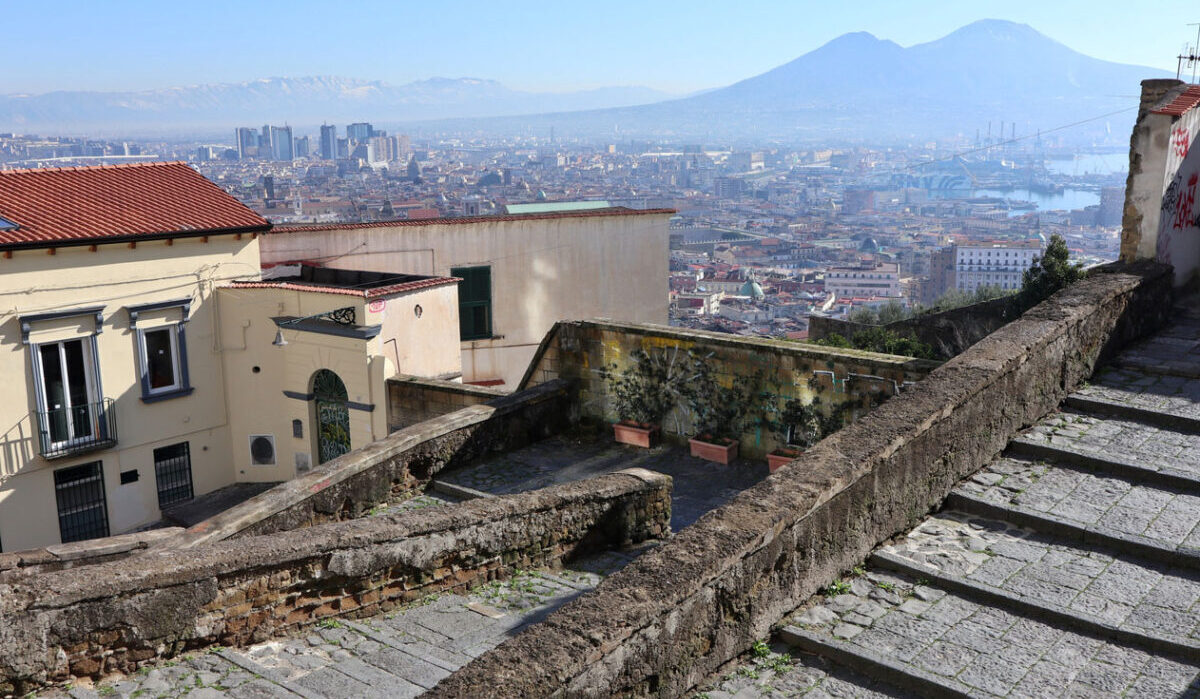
[319,125,337,160]
[235,128,258,159]
[370,136,394,163]
[1098,186,1124,227]
[262,125,294,161]
[924,244,957,305]
[347,123,373,144]
[293,135,310,159]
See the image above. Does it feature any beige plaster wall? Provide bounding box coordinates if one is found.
[259,212,671,388]
[0,236,258,551]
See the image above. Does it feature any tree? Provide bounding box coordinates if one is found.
[1020,234,1084,307]
[875,300,909,324]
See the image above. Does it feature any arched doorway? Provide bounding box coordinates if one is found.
[312,369,350,464]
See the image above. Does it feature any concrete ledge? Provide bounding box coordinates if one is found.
[1008,438,1200,491]
[428,261,1174,698]
[777,625,972,699]
[946,491,1200,571]
[0,528,184,577]
[869,550,1200,662]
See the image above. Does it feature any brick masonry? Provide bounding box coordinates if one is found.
[520,319,939,458]
[428,261,1173,698]
[0,468,671,694]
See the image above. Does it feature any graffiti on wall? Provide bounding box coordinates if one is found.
[1158,109,1200,284]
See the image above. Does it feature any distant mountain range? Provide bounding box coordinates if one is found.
[0,20,1174,143]
[431,20,1172,144]
[0,76,671,136]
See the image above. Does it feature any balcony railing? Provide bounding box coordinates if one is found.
[34,398,118,459]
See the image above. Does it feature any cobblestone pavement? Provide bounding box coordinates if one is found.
[705,313,1200,698]
[439,435,769,530]
[46,550,644,699]
[697,643,914,699]
[1017,411,1200,479]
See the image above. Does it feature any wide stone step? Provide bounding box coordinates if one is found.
[1067,367,1200,429]
[872,512,1200,661]
[781,568,1200,698]
[955,457,1200,561]
[1011,411,1200,491]
[1109,319,1200,378]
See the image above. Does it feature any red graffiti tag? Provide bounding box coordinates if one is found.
[1173,172,1198,230]
[1173,125,1191,160]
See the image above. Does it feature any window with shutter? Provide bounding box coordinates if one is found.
[451,266,492,340]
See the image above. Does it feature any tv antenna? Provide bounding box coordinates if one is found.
[1178,23,1200,82]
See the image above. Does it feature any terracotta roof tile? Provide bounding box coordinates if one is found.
[271,207,676,234]
[227,276,460,299]
[0,161,270,248]
[1153,85,1200,117]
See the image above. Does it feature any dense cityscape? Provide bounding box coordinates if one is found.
[0,126,1125,340]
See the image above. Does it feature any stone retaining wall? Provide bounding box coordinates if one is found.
[519,320,938,458]
[161,380,571,548]
[0,528,182,581]
[808,294,1025,360]
[0,469,672,694]
[430,261,1173,698]
[387,374,509,431]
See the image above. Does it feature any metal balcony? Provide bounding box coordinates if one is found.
[34,398,118,459]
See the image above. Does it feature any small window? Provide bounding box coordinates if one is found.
[54,461,109,543]
[451,265,493,341]
[137,324,190,399]
[154,442,194,509]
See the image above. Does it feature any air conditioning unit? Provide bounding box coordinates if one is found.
[249,434,276,466]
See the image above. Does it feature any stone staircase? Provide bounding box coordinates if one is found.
[703,312,1200,698]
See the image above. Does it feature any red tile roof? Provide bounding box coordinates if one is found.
[271,207,676,234]
[1153,85,1200,117]
[0,162,270,248]
[227,276,459,299]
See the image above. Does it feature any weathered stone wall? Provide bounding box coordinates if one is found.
[0,469,672,694]
[161,380,572,548]
[430,261,1173,698]
[0,528,183,581]
[520,320,938,458]
[808,294,1025,360]
[387,374,509,431]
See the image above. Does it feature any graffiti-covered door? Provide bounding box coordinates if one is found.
[313,369,351,464]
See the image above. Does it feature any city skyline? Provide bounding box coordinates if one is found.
[4,0,1199,96]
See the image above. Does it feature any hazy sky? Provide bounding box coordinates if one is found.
[5,0,1199,94]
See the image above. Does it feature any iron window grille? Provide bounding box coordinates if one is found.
[54,461,109,543]
[153,442,194,509]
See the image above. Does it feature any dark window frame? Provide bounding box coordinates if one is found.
[451,265,493,341]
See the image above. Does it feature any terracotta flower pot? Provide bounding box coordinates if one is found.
[767,448,803,473]
[613,421,659,448]
[688,436,739,464]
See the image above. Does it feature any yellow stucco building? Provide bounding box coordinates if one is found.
[0,163,462,551]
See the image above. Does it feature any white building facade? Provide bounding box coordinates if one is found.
[955,242,1042,293]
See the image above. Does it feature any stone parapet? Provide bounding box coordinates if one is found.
[0,468,671,694]
[429,261,1173,698]
[386,374,509,431]
[157,379,572,548]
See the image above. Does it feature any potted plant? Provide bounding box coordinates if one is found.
[766,398,822,473]
[767,397,848,472]
[603,347,688,448]
[681,360,760,465]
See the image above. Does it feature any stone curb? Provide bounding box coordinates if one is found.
[1063,394,1200,434]
[945,491,1200,571]
[429,479,494,501]
[776,625,973,699]
[1007,439,1200,493]
[1112,357,1200,380]
[868,550,1200,663]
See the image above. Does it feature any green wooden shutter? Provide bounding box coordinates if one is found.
[451,266,492,340]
